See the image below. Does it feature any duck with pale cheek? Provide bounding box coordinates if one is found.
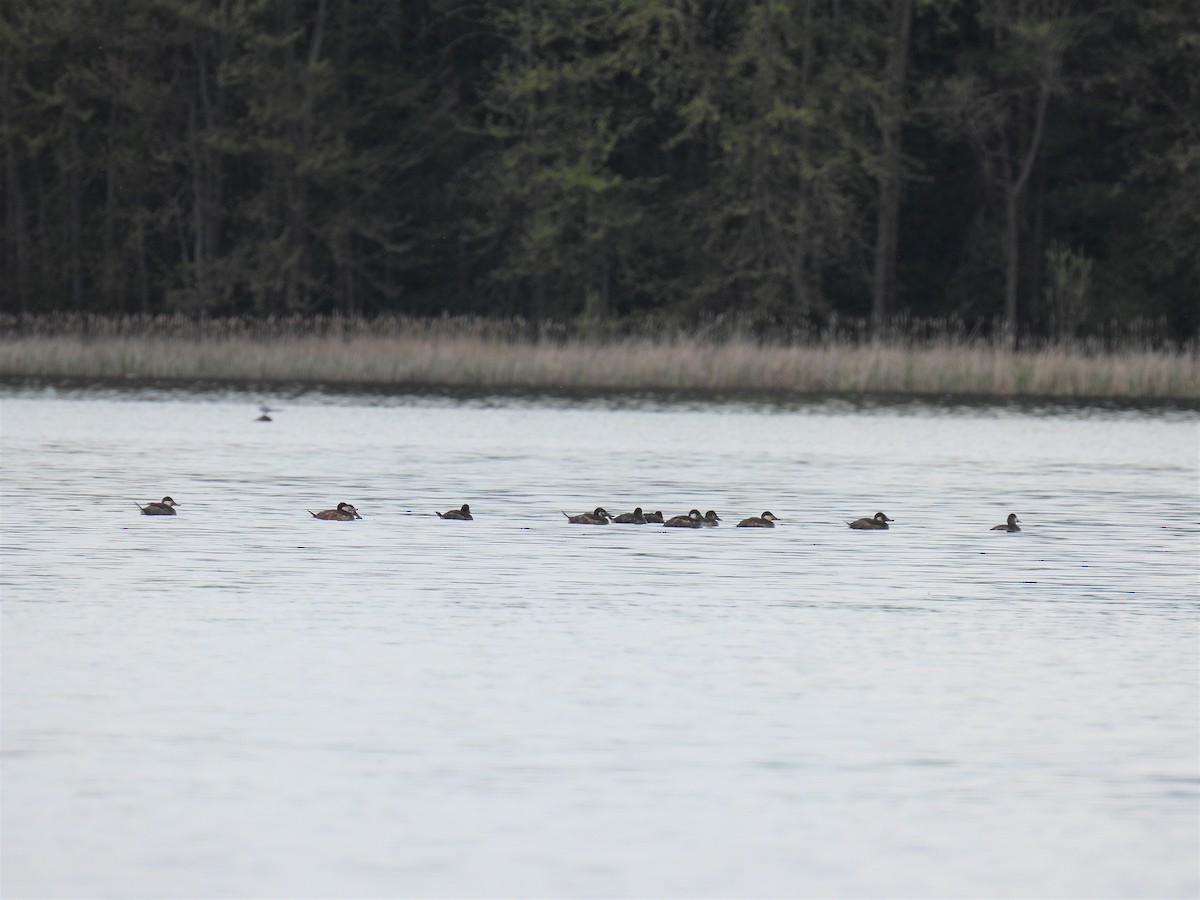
[737,511,780,528]
[563,507,613,525]
[664,509,703,528]
[137,496,180,516]
[309,502,362,521]
[848,511,893,530]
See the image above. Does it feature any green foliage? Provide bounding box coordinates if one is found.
[0,0,1193,338]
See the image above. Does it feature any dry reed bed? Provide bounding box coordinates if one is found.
[1,331,1196,399]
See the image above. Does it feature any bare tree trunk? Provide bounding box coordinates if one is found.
[1031,159,1047,334]
[4,136,30,314]
[102,104,120,310]
[871,0,914,335]
[2,49,31,313]
[67,120,84,312]
[187,101,209,304]
[189,23,227,313]
[136,213,150,314]
[1002,79,1050,346]
[1003,188,1020,346]
[792,0,815,318]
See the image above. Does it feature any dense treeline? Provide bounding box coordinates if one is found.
[1,0,1196,339]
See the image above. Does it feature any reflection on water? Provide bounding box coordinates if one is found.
[2,388,1197,899]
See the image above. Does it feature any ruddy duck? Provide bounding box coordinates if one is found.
[664,509,703,528]
[700,510,721,527]
[309,502,362,520]
[643,510,664,523]
[737,511,779,528]
[612,507,648,524]
[848,511,893,530]
[137,496,179,515]
[991,513,1020,532]
[564,507,612,524]
[437,504,473,520]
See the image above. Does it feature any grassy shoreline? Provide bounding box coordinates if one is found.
[1,316,1196,400]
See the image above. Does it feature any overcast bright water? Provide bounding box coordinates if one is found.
[2,388,1197,899]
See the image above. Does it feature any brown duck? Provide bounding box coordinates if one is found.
[137,496,179,516]
[563,507,612,524]
[664,509,703,528]
[848,511,893,530]
[309,502,362,521]
[737,511,779,528]
[991,513,1020,532]
[612,507,648,524]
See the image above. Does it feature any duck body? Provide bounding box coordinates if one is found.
[737,511,779,528]
[612,507,647,524]
[309,502,362,520]
[138,496,179,516]
[564,507,612,525]
[664,509,703,528]
[848,511,893,530]
[700,510,721,527]
[643,510,664,524]
[991,513,1020,532]
[437,504,473,520]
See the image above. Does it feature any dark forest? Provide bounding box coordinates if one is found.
[2,0,1196,338]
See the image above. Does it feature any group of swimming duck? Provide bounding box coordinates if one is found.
[564,507,764,527]
[136,496,1023,532]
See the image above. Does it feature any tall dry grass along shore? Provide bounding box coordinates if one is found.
[1,314,1196,401]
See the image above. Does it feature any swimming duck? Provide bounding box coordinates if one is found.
[700,510,721,527]
[737,511,779,528]
[612,507,648,524]
[664,509,704,528]
[137,496,179,516]
[848,511,893,530]
[309,502,362,520]
[437,504,473,520]
[991,513,1020,532]
[564,507,612,524]
[644,510,664,523]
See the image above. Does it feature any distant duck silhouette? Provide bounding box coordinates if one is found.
[564,507,612,525]
[256,405,275,422]
[664,509,703,528]
[643,510,664,523]
[309,502,362,520]
[137,496,179,516]
[700,510,721,527]
[612,507,648,524]
[437,503,473,520]
[991,513,1021,532]
[848,511,893,530]
[737,511,779,528]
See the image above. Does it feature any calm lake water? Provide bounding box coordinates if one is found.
[2,387,1197,899]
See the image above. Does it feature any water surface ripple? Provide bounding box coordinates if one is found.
[2,390,1197,899]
